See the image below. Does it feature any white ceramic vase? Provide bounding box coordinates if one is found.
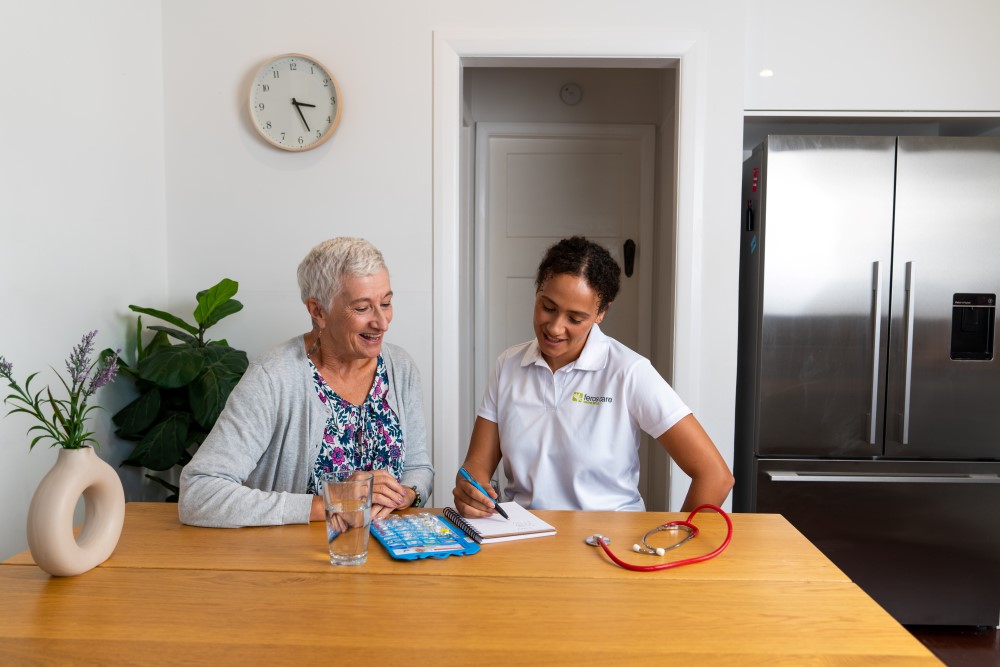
[26,446,126,576]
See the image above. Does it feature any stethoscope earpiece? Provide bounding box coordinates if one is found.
[633,543,670,556]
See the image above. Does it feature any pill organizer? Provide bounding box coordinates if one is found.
[370,512,480,560]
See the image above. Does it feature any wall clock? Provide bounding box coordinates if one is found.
[248,53,342,151]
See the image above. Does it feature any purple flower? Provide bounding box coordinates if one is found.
[331,447,346,465]
[86,349,120,396]
[65,331,97,387]
[323,430,335,444]
[0,357,12,378]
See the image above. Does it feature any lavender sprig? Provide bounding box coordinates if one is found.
[66,330,97,388]
[86,350,121,396]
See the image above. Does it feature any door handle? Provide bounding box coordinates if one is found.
[623,239,635,277]
[766,471,1000,484]
[868,261,883,445]
[902,261,916,445]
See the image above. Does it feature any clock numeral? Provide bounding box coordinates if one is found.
[265,121,272,130]
[331,95,336,104]
[323,78,329,87]
[310,66,315,74]
[326,116,332,124]
[261,84,270,93]
[316,130,322,138]
[280,132,286,141]
[298,136,304,145]
[272,70,280,79]
[289,62,298,71]
[257,103,265,111]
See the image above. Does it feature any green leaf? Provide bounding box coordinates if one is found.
[112,388,162,436]
[135,315,144,359]
[147,325,199,345]
[199,299,243,331]
[125,413,190,470]
[129,305,198,336]
[189,346,248,429]
[45,387,71,436]
[193,279,239,326]
[136,346,206,388]
[141,329,172,360]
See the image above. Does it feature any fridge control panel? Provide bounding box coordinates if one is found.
[951,293,995,360]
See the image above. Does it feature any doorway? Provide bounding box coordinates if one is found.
[459,65,678,509]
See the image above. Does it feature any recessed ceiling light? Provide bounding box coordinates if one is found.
[759,69,774,78]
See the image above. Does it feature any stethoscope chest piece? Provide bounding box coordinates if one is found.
[585,534,609,547]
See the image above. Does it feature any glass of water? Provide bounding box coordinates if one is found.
[321,470,374,566]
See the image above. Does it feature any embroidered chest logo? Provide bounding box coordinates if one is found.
[572,391,613,405]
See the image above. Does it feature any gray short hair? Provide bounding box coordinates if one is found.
[297,237,387,312]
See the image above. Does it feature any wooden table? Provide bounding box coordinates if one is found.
[0,503,940,665]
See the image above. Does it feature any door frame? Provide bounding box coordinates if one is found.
[432,31,711,509]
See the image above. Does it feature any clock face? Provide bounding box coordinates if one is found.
[249,54,342,151]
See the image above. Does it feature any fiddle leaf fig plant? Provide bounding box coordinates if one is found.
[109,278,248,500]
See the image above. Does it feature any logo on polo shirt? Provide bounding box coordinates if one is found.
[572,391,613,405]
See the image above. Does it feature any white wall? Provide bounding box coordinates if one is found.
[0,0,167,559]
[161,1,437,367]
[745,0,1000,112]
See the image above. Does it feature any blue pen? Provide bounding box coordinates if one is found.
[458,467,509,520]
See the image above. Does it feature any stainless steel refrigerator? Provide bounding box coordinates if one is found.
[735,135,1000,627]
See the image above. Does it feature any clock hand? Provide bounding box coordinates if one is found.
[290,98,311,132]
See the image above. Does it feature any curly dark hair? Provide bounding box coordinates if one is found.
[535,236,621,313]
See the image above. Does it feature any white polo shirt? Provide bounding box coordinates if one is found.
[478,325,691,511]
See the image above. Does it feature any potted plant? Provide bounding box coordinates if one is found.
[1,331,125,576]
[111,278,248,500]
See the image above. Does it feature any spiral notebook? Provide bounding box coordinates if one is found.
[442,502,557,544]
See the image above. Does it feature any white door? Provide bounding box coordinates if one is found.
[474,122,655,496]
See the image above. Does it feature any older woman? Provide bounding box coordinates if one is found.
[179,237,433,527]
[454,236,733,516]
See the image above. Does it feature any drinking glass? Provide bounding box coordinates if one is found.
[321,471,374,566]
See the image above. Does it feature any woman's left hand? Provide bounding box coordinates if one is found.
[369,468,415,519]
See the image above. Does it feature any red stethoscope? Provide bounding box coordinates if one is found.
[585,503,733,572]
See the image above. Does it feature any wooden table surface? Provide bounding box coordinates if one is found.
[6,503,850,582]
[0,503,941,665]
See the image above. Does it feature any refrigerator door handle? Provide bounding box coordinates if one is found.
[766,471,1000,484]
[902,261,916,445]
[869,261,883,445]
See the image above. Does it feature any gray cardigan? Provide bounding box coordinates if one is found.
[178,336,433,527]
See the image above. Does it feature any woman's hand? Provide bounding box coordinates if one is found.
[369,468,413,519]
[453,417,503,517]
[453,470,499,518]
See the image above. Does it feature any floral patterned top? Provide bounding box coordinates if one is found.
[306,355,405,494]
